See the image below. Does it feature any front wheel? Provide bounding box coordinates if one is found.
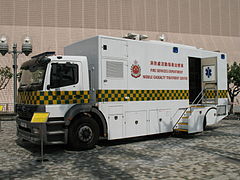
[68,116,99,150]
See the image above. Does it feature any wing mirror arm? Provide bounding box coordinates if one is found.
[47,84,51,90]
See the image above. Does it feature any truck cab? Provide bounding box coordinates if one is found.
[16,52,106,149]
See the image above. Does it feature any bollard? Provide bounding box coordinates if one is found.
[0,105,3,131]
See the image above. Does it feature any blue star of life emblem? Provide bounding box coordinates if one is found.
[205,67,212,78]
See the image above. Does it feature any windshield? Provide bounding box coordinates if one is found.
[19,66,46,90]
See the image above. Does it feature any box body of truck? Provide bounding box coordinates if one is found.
[16,35,228,149]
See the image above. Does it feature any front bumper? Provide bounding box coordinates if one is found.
[17,118,45,144]
[16,117,67,145]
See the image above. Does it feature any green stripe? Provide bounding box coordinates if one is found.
[18,91,90,105]
[18,89,228,105]
[96,89,189,102]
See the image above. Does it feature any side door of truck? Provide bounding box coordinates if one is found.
[45,60,83,118]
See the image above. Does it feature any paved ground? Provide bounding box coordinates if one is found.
[0,119,240,180]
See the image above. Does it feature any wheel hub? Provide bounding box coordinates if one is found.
[78,126,93,142]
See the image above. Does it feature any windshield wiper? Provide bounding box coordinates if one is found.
[20,84,27,86]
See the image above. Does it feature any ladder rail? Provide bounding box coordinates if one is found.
[172,87,219,132]
[172,107,188,130]
[191,88,205,105]
[191,90,206,111]
[171,107,188,120]
[172,89,206,131]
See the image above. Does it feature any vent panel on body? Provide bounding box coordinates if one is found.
[106,61,124,78]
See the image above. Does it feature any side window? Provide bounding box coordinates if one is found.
[50,63,78,88]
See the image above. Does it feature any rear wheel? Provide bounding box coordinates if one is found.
[68,116,99,150]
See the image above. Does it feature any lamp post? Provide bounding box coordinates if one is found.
[0,36,32,112]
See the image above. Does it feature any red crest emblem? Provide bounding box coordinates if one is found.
[131,60,141,78]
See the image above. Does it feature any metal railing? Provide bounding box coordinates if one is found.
[172,89,207,131]
[172,107,188,130]
[191,89,205,105]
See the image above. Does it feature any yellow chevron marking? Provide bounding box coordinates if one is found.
[178,122,188,125]
[174,129,188,132]
[191,105,205,108]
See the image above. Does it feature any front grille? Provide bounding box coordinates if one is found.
[17,104,45,121]
[19,126,31,133]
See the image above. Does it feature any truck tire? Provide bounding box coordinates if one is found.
[68,116,99,150]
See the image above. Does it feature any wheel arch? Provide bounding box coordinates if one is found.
[64,104,108,138]
[204,107,217,127]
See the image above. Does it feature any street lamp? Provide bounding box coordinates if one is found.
[0,36,9,55]
[0,35,32,112]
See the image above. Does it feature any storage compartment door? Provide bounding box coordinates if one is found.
[149,110,160,134]
[108,106,124,140]
[159,110,173,133]
[108,115,124,140]
[125,111,147,138]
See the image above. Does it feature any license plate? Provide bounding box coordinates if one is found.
[20,122,27,128]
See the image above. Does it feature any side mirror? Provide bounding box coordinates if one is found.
[47,84,57,90]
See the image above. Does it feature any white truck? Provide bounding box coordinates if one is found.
[16,35,228,150]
